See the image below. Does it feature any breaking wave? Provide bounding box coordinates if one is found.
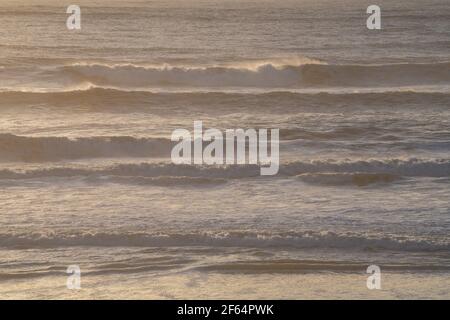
[57,62,450,88]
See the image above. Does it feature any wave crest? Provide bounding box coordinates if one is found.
[1,88,448,109]
[0,159,448,180]
[0,230,447,252]
[59,62,450,88]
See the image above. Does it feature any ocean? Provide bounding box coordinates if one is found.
[0,0,449,299]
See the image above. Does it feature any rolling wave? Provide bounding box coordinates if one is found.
[7,132,448,163]
[0,134,172,162]
[282,159,450,178]
[1,258,448,279]
[58,62,450,88]
[0,258,193,280]
[1,88,449,113]
[0,159,448,180]
[86,176,227,187]
[0,230,447,252]
[297,173,401,186]
[197,260,450,274]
